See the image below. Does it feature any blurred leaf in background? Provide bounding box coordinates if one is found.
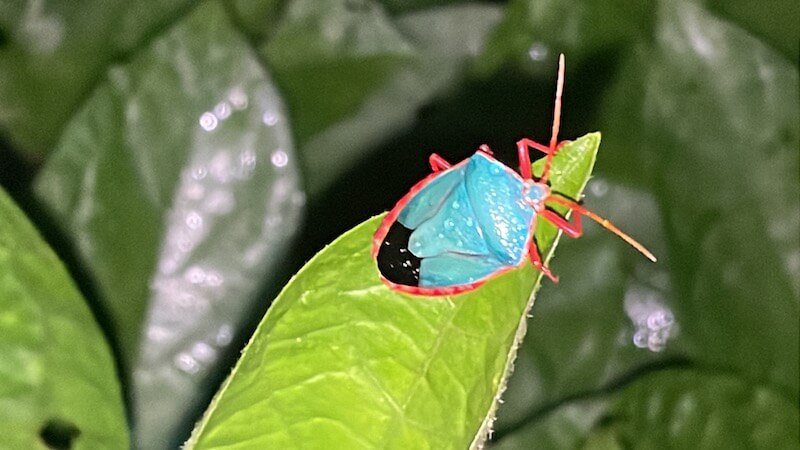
[32,2,304,448]
[0,0,797,448]
[0,187,128,449]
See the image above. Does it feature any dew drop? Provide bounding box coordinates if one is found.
[185,211,203,230]
[191,165,207,180]
[262,111,279,126]
[175,352,199,374]
[185,266,206,284]
[271,149,289,168]
[199,112,218,131]
[528,42,549,61]
[229,87,248,110]
[191,342,216,363]
[214,101,232,120]
[216,324,233,346]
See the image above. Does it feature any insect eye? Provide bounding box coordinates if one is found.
[524,184,547,205]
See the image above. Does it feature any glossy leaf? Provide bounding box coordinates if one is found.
[34,2,304,448]
[186,134,601,449]
[487,0,798,447]
[0,0,193,157]
[263,1,503,196]
[492,369,799,449]
[0,186,128,449]
[599,0,799,397]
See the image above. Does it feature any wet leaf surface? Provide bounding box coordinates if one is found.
[186,135,600,449]
[33,2,304,447]
[0,187,128,449]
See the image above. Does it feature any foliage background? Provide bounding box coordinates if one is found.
[0,0,797,448]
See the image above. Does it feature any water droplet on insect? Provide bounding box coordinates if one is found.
[465,217,474,227]
[490,166,500,174]
[445,219,455,229]
[528,42,549,61]
[452,201,460,209]
[199,112,218,131]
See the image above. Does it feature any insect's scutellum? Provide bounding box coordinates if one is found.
[373,54,656,295]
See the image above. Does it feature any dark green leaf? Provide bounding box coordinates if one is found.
[0,0,193,157]
[186,134,600,449]
[262,1,503,196]
[0,186,128,449]
[492,369,799,449]
[601,0,799,398]
[34,2,305,447]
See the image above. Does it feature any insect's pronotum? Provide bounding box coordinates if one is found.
[373,54,656,296]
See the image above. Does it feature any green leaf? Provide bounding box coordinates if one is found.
[0,186,128,449]
[489,0,798,447]
[600,0,799,398]
[491,369,799,449]
[473,0,654,78]
[33,2,305,447]
[185,133,600,449]
[262,1,504,196]
[262,0,415,142]
[0,0,194,157]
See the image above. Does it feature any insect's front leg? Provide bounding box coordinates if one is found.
[516,138,551,180]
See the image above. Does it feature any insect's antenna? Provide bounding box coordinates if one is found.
[541,54,565,185]
[550,196,657,262]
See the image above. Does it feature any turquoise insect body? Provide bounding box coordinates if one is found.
[398,152,540,287]
[372,55,655,296]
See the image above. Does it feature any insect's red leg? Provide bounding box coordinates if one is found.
[428,153,452,172]
[528,240,559,283]
[516,138,551,180]
[539,208,583,238]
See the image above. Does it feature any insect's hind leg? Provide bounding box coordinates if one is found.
[528,239,559,283]
[428,153,451,172]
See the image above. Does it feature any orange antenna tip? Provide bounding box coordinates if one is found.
[582,209,657,263]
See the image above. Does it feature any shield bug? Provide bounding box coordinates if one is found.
[372,55,656,296]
